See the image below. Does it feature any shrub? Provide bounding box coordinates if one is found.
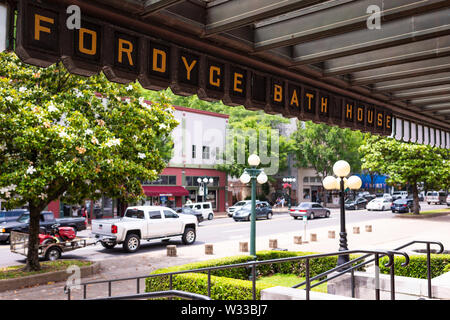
[379,254,450,279]
[145,250,365,300]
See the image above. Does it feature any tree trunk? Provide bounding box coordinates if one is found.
[23,204,42,271]
[412,183,420,215]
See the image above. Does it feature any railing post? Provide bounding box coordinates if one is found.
[305,258,310,300]
[351,269,355,298]
[374,254,380,300]
[108,281,112,297]
[208,270,211,297]
[137,278,140,294]
[427,243,432,298]
[390,257,395,301]
[83,284,87,300]
[252,263,256,300]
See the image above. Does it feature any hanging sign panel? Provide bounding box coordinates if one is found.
[13,0,398,136]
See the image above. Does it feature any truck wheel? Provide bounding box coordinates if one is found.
[123,234,140,253]
[182,228,196,245]
[101,241,116,249]
[208,213,214,220]
[45,247,61,261]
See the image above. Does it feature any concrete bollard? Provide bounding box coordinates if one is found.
[328,231,335,239]
[353,227,360,234]
[167,245,177,257]
[294,236,302,244]
[239,242,249,252]
[205,244,214,255]
[269,239,278,249]
[365,225,372,232]
[310,233,317,242]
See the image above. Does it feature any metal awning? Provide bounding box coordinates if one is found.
[5,0,450,147]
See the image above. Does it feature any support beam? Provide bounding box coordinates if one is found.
[141,0,186,17]
[205,0,326,35]
[291,8,450,66]
[373,73,450,93]
[420,103,450,112]
[255,0,450,52]
[323,36,450,77]
[410,95,450,106]
[390,85,450,101]
[351,57,450,86]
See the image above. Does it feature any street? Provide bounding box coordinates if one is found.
[0,202,444,268]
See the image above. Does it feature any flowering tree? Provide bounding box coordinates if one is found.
[0,52,178,271]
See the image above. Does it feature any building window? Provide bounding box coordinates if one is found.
[192,145,196,159]
[144,175,177,185]
[186,176,219,187]
[202,146,210,159]
[215,147,220,160]
[303,177,309,183]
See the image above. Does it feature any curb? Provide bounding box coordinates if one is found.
[394,212,450,219]
[0,261,101,293]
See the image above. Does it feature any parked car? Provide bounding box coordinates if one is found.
[426,191,447,205]
[227,200,251,217]
[380,193,393,202]
[184,202,214,220]
[367,198,391,211]
[447,194,450,207]
[0,211,86,243]
[233,201,272,221]
[344,197,368,210]
[391,199,415,213]
[391,191,408,201]
[0,209,28,224]
[289,202,330,220]
[175,207,204,223]
[91,206,198,252]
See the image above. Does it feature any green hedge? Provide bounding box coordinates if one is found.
[379,254,450,279]
[145,250,364,300]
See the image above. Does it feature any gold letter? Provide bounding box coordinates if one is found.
[357,107,363,122]
[321,97,328,113]
[234,73,243,93]
[346,104,353,119]
[386,115,392,129]
[153,48,166,73]
[377,113,383,126]
[290,90,299,107]
[306,93,314,110]
[79,28,97,56]
[35,14,54,41]
[118,39,134,66]
[181,57,197,80]
[209,66,221,87]
[368,110,374,124]
[274,84,283,102]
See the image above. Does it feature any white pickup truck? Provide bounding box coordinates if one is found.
[91,206,198,253]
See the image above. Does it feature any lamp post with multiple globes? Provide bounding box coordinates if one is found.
[197,177,214,202]
[322,160,362,266]
[282,177,296,209]
[239,154,268,258]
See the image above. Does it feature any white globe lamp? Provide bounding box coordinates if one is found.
[248,154,261,167]
[333,160,351,177]
[347,175,362,190]
[240,172,251,184]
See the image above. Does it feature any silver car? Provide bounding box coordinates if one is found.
[289,202,331,220]
[227,200,251,217]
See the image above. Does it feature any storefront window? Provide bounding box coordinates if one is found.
[143,175,177,185]
[186,176,219,187]
[303,188,310,200]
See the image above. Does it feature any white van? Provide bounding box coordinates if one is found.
[426,191,447,205]
[184,202,214,220]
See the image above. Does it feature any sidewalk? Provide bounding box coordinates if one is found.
[2,213,450,299]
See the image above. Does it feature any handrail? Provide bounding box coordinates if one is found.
[292,240,443,299]
[67,248,401,300]
[85,290,212,300]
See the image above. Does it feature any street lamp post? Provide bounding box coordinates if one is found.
[323,160,362,266]
[239,154,268,258]
[282,177,296,209]
[197,177,214,202]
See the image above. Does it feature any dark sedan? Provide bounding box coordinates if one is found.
[391,199,415,213]
[289,202,330,220]
[233,201,273,221]
[175,207,204,223]
[344,197,368,210]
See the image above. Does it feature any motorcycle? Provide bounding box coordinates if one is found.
[39,224,77,245]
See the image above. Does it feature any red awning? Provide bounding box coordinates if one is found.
[142,186,189,197]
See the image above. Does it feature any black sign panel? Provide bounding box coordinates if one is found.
[14,0,397,136]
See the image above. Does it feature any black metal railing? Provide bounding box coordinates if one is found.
[85,290,211,300]
[292,240,444,300]
[65,248,409,300]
